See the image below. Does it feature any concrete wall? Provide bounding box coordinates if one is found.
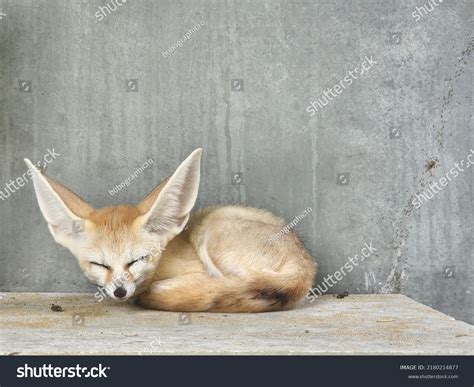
[0,0,472,323]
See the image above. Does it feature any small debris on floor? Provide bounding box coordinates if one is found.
[425,158,439,172]
[51,303,63,312]
[376,318,395,323]
[336,291,349,299]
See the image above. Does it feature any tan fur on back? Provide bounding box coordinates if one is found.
[138,205,317,312]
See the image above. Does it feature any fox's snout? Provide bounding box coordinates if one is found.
[113,287,127,299]
[99,268,139,301]
[102,280,136,301]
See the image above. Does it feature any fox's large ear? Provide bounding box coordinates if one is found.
[24,158,94,248]
[136,149,202,242]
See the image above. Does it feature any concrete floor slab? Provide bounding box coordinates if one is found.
[0,293,472,355]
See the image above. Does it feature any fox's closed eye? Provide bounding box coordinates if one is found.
[90,262,109,269]
[127,255,149,267]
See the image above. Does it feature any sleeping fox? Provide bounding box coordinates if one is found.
[25,149,316,312]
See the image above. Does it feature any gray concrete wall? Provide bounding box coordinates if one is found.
[0,0,472,323]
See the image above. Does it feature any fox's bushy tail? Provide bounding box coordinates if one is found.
[210,256,316,313]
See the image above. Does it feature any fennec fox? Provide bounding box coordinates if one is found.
[25,149,316,312]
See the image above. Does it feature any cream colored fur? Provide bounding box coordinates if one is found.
[25,149,316,312]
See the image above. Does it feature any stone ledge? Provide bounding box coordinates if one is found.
[0,292,472,355]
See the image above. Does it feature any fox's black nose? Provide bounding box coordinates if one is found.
[114,287,127,299]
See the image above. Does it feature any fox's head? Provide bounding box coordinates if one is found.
[24,149,202,301]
